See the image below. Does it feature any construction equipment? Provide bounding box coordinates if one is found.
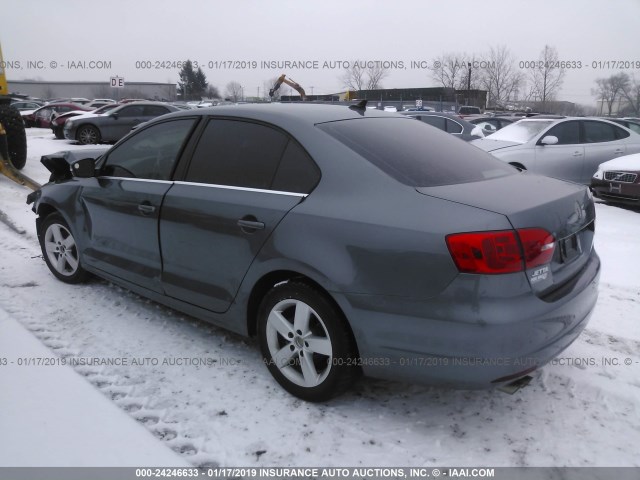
[269,74,307,101]
[1,41,39,190]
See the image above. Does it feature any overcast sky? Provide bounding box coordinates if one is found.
[2,0,638,105]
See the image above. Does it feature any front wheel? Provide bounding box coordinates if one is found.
[39,213,88,284]
[258,282,359,402]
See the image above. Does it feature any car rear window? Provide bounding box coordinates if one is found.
[317,118,515,187]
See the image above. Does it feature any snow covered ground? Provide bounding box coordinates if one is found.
[0,128,639,467]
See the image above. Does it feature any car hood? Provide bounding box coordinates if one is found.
[598,153,640,172]
[470,138,523,152]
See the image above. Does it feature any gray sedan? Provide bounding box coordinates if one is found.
[28,104,599,401]
[64,101,179,144]
[472,117,640,184]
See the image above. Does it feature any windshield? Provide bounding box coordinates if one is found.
[487,120,554,143]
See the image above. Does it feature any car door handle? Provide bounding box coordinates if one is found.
[614,149,624,154]
[138,203,156,215]
[572,151,583,156]
[237,218,265,231]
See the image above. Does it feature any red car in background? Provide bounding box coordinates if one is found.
[25,103,92,128]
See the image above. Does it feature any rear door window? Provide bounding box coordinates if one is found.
[582,121,617,143]
[185,119,288,189]
[144,105,171,117]
[416,115,446,131]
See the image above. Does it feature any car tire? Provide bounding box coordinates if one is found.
[258,281,360,402]
[39,213,88,284]
[53,126,65,139]
[77,125,101,145]
[0,104,27,170]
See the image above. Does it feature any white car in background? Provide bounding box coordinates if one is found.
[471,117,640,184]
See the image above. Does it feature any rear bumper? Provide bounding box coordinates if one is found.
[591,178,640,205]
[340,249,600,388]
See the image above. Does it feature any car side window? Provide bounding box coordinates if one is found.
[624,123,640,135]
[144,105,170,117]
[272,140,320,194]
[185,119,288,190]
[582,121,617,143]
[614,124,631,139]
[101,119,195,180]
[446,119,463,134]
[417,116,446,131]
[118,106,145,117]
[545,121,580,145]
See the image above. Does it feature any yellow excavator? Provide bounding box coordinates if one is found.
[0,42,40,190]
[269,74,307,101]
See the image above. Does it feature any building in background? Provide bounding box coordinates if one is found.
[7,80,176,101]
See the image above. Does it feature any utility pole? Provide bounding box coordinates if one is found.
[467,62,472,106]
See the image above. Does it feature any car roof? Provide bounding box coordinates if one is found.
[152,103,398,126]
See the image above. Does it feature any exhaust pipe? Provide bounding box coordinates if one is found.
[497,375,533,394]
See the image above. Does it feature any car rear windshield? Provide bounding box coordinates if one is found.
[487,120,554,143]
[317,117,515,187]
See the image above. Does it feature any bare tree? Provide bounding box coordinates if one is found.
[341,63,366,91]
[621,73,640,116]
[592,72,630,116]
[225,81,243,102]
[431,53,467,90]
[479,45,523,108]
[340,62,388,91]
[365,64,388,90]
[528,45,565,111]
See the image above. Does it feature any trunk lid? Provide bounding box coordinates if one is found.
[417,172,595,297]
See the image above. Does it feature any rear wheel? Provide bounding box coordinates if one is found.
[0,103,27,169]
[77,125,100,145]
[53,126,65,139]
[39,213,88,284]
[258,282,360,402]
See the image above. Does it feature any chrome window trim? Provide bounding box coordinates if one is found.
[173,181,308,197]
[99,176,174,184]
[98,176,308,197]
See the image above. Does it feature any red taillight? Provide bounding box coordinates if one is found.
[446,228,555,275]
[517,228,555,269]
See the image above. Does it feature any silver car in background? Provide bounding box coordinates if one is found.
[471,117,640,184]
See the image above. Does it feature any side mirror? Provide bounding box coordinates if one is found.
[71,158,96,178]
[540,135,558,145]
[111,112,119,119]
